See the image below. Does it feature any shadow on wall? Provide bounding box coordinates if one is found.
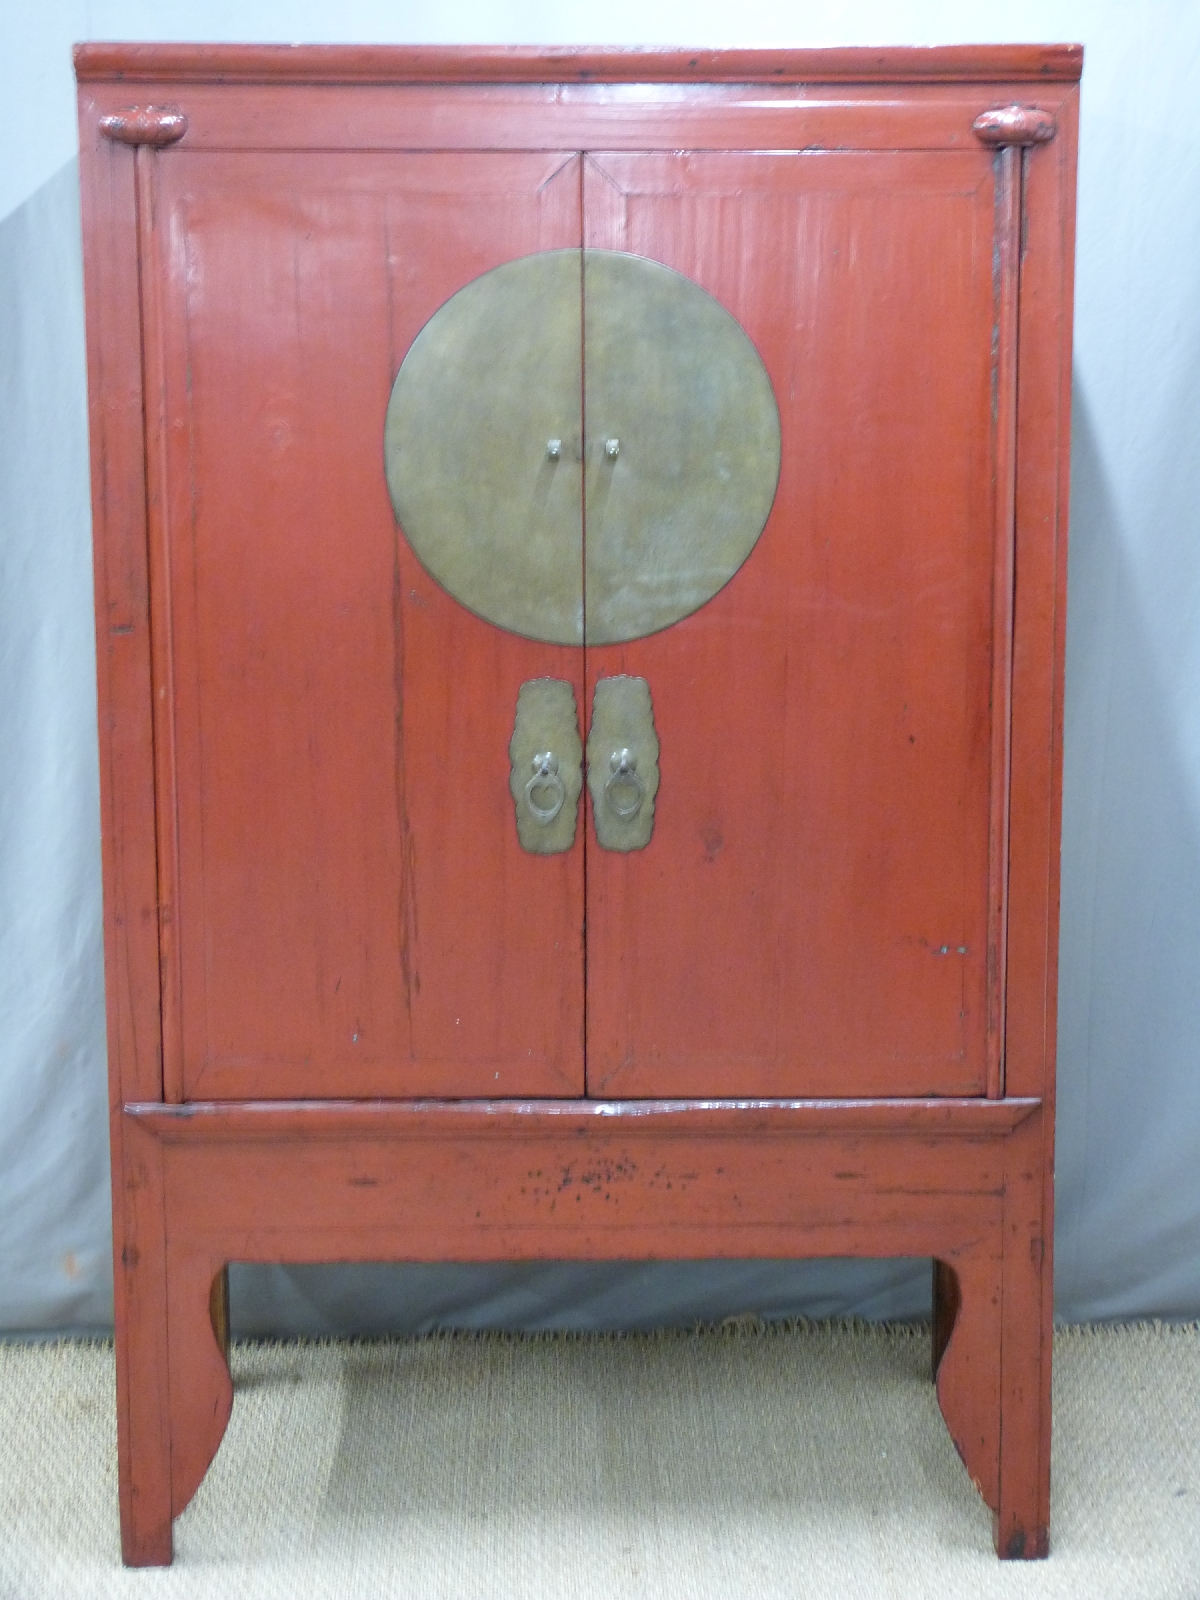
[1055,383,1200,1320]
[0,158,112,1335]
[229,1258,932,1339]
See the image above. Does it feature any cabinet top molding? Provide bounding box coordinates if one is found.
[74,42,1083,87]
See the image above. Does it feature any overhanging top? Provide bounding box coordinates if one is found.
[74,42,1084,86]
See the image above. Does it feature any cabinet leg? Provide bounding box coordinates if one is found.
[114,1124,232,1564]
[933,1126,1052,1559]
[992,1111,1053,1559]
[113,1122,173,1566]
[991,1290,1051,1560]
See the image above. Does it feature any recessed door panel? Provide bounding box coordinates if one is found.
[156,151,586,1099]
[582,151,1001,1097]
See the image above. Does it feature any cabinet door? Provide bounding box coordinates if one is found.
[582,151,1005,1098]
[153,150,586,1100]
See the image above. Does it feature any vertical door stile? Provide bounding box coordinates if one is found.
[986,144,1023,1100]
[134,145,184,1104]
[579,170,602,1099]
[578,164,590,1097]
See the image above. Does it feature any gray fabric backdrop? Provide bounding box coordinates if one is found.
[3,0,1198,1336]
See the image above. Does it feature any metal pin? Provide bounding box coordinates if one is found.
[546,439,562,460]
[605,438,620,459]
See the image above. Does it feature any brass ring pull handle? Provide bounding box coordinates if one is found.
[604,748,644,819]
[525,752,566,824]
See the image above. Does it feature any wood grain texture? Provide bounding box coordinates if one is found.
[932,1118,1055,1550]
[77,82,1077,160]
[584,149,999,1099]
[995,1105,1052,1557]
[989,103,1077,1558]
[149,149,586,1101]
[133,142,185,1104]
[74,42,1084,85]
[76,112,162,1109]
[986,141,1021,1097]
[77,95,171,1569]
[141,1106,1018,1261]
[111,1120,173,1565]
[1004,91,1078,1107]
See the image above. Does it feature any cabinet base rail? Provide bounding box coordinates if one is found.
[112,1096,1051,1565]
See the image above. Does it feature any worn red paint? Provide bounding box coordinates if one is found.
[76,44,1079,1566]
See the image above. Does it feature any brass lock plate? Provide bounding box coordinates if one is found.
[385,249,780,646]
[508,679,584,854]
[586,676,660,852]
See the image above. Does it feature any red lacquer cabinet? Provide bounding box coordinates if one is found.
[76,44,1080,1564]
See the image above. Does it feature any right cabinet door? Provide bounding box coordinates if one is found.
[582,149,1006,1099]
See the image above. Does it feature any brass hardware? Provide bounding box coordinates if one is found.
[386,250,585,646]
[509,680,583,853]
[525,753,566,824]
[384,249,780,648]
[587,677,659,851]
[581,249,780,645]
[604,749,644,818]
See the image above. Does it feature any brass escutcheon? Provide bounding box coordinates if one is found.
[508,680,583,854]
[587,677,660,851]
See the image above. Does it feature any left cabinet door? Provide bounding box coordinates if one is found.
[150,149,587,1100]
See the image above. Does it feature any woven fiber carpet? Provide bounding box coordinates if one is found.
[1,1322,1198,1600]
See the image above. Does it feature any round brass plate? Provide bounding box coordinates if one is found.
[384,249,780,646]
[581,250,781,646]
[385,250,584,645]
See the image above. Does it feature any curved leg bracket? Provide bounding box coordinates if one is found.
[932,1250,1001,1517]
[932,1238,1050,1558]
[168,1252,233,1518]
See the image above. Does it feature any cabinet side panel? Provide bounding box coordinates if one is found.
[1002,88,1077,1541]
[78,93,169,1561]
[78,103,165,1107]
